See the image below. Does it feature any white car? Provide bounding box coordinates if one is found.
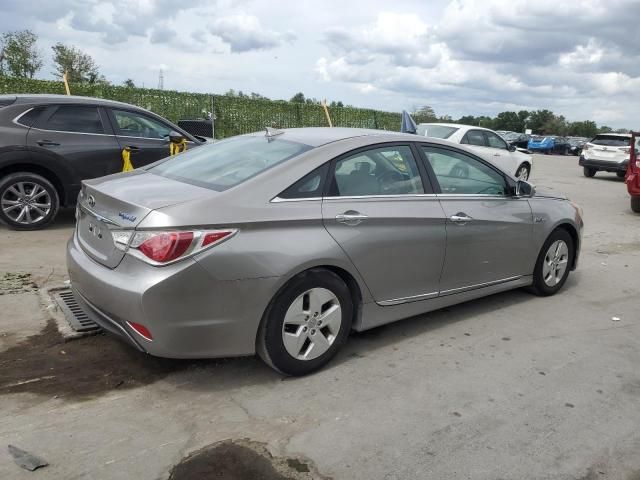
[579,133,637,178]
[416,123,533,180]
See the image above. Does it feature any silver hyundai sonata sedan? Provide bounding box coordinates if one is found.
[67,127,583,375]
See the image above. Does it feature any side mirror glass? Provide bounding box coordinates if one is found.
[516,180,535,197]
[169,131,185,143]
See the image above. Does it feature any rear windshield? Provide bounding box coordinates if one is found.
[416,125,458,139]
[591,135,630,147]
[150,135,312,191]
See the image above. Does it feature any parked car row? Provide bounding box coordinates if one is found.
[0,95,204,229]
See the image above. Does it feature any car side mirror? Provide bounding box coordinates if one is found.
[169,131,185,143]
[508,144,517,152]
[516,180,535,197]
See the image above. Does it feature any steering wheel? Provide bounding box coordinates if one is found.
[377,170,405,194]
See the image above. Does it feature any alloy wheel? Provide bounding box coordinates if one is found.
[281,287,342,361]
[1,181,52,225]
[542,240,569,287]
[517,166,529,180]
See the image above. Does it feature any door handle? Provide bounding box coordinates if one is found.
[124,145,141,153]
[493,153,501,156]
[449,213,473,224]
[37,140,60,147]
[335,211,368,226]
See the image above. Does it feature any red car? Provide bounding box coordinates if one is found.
[627,131,640,213]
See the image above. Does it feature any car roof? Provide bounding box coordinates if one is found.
[242,127,422,147]
[593,132,630,137]
[0,94,148,110]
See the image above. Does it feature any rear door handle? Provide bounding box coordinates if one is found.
[125,145,141,153]
[336,211,368,226]
[37,140,60,147]
[449,213,473,224]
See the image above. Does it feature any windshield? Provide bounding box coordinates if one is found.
[416,124,458,139]
[150,135,312,191]
[591,135,630,147]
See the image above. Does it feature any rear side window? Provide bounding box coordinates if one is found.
[44,106,105,134]
[16,106,46,127]
[416,125,458,139]
[150,136,312,191]
[462,130,487,146]
[279,164,329,199]
[591,135,630,147]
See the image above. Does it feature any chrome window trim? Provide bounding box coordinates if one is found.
[12,107,35,128]
[27,125,115,137]
[378,291,439,306]
[323,194,439,201]
[271,193,517,203]
[439,276,522,296]
[271,196,323,203]
[114,134,169,141]
[436,193,510,199]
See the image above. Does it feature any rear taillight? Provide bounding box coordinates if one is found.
[111,229,237,265]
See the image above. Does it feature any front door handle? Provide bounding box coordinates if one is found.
[449,213,473,224]
[37,140,60,147]
[125,145,140,152]
[336,211,368,226]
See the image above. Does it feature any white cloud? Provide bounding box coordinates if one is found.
[208,14,296,53]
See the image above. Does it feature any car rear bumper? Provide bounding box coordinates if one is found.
[66,232,279,359]
[579,156,628,172]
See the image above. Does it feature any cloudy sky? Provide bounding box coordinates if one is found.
[2,0,640,127]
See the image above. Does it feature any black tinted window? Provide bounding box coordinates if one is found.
[463,130,487,146]
[591,135,630,147]
[45,106,104,134]
[16,107,46,127]
[280,164,329,199]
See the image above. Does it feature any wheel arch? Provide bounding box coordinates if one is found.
[255,263,366,352]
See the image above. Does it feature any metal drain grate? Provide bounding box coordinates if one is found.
[52,289,101,333]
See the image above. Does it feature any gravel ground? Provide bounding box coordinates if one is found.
[0,154,639,480]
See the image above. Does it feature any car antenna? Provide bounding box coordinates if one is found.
[265,127,284,142]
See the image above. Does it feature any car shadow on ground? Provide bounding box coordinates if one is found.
[1,275,582,401]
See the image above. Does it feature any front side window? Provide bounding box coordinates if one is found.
[329,145,424,197]
[113,110,172,139]
[44,105,104,134]
[150,136,311,191]
[485,131,508,150]
[422,146,508,196]
[462,130,487,147]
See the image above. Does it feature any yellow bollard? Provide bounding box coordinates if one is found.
[121,147,134,172]
[169,139,188,155]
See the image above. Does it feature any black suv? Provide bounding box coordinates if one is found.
[0,94,203,230]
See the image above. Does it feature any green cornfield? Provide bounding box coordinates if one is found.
[0,75,430,139]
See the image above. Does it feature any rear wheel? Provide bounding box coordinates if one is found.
[631,196,640,213]
[0,172,59,230]
[257,269,353,376]
[583,167,596,178]
[530,229,574,296]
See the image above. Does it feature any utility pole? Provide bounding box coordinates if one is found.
[158,69,164,90]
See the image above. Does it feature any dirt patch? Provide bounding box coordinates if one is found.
[168,439,329,480]
[0,319,193,399]
[0,272,37,295]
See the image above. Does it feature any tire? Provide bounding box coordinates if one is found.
[530,229,574,297]
[583,167,596,178]
[563,147,569,156]
[257,269,353,376]
[631,196,640,213]
[0,172,60,230]
[616,171,626,179]
[516,163,530,181]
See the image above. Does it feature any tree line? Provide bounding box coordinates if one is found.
[0,29,628,136]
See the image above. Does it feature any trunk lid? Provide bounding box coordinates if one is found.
[76,171,216,268]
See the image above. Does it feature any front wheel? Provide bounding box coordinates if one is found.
[616,171,626,179]
[0,172,60,230]
[583,167,596,178]
[631,196,640,213]
[257,269,353,376]
[516,164,530,180]
[530,229,574,296]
